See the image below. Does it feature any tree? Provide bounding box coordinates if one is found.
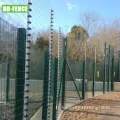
[35,30,63,57]
[68,25,89,41]
[80,12,100,36]
[35,36,49,50]
[88,19,120,61]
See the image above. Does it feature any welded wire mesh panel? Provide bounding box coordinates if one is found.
[86,60,93,98]
[95,63,104,96]
[68,60,83,79]
[86,61,93,81]
[0,17,18,119]
[64,61,81,108]
[94,45,105,97]
[114,58,118,81]
[28,47,45,120]
[68,60,84,97]
[0,63,7,102]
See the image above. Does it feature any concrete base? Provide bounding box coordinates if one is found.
[30,107,42,120]
[114,82,120,91]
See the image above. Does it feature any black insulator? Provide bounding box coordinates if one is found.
[25,72,30,74]
[27,34,31,36]
[27,40,31,43]
[25,102,29,105]
[27,47,31,49]
[27,28,31,30]
[28,2,32,5]
[26,65,30,68]
[25,90,29,93]
[25,78,29,80]
[29,9,32,11]
[25,96,29,99]
[28,15,32,18]
[24,115,28,118]
[26,53,30,55]
[25,84,29,86]
[27,21,31,24]
[24,109,28,111]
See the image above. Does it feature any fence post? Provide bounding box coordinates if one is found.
[107,45,111,92]
[15,28,26,120]
[6,60,11,102]
[42,51,49,120]
[47,9,54,119]
[118,49,120,81]
[92,47,96,97]
[52,58,58,120]
[61,37,67,110]
[82,60,86,99]
[111,47,114,91]
[82,43,86,100]
[103,43,106,93]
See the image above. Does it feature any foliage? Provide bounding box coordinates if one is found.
[35,36,49,50]
[67,25,89,41]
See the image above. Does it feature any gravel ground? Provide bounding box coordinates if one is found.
[60,92,120,120]
[0,100,42,120]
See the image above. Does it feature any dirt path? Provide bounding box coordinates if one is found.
[60,92,120,120]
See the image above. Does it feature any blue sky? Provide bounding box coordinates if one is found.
[51,0,120,33]
[0,0,120,34]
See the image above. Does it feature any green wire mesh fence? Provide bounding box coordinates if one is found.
[62,40,117,110]
[0,1,120,120]
[0,17,18,119]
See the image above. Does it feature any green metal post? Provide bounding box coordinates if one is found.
[118,49,120,81]
[52,58,58,120]
[6,61,11,102]
[61,37,67,110]
[92,47,96,97]
[82,43,86,100]
[92,61,95,97]
[103,43,106,93]
[111,47,114,91]
[42,51,49,120]
[82,60,86,99]
[15,28,26,120]
[107,45,111,92]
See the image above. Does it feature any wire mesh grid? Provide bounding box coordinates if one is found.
[0,17,18,119]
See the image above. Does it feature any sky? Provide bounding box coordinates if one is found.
[51,0,120,33]
[0,0,120,34]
